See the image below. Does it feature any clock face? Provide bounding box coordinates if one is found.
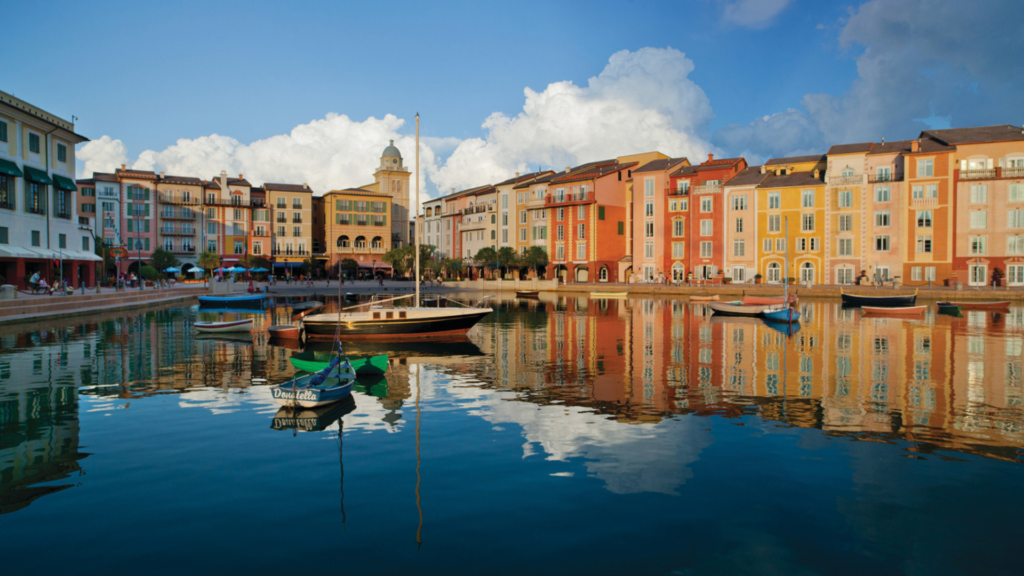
[392,159,397,163]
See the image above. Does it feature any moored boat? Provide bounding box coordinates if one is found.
[515,290,540,298]
[268,325,302,340]
[742,294,797,306]
[840,287,917,307]
[291,300,323,311]
[590,291,628,298]
[302,304,492,340]
[270,397,356,432]
[271,357,357,408]
[290,350,389,375]
[198,287,268,308]
[948,300,1011,310]
[936,302,963,313]
[345,292,359,301]
[762,307,801,323]
[709,301,772,316]
[862,305,927,316]
[689,295,719,302]
[194,318,254,333]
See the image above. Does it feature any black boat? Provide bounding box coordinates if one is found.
[302,304,492,340]
[839,287,917,307]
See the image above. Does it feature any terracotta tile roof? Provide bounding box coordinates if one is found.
[160,175,203,186]
[551,161,635,184]
[669,164,698,177]
[827,142,874,155]
[764,154,826,165]
[633,157,688,174]
[264,183,312,193]
[914,138,956,154]
[723,166,769,187]
[512,172,558,189]
[76,178,95,185]
[695,156,744,170]
[115,167,157,179]
[324,188,390,198]
[82,172,118,183]
[494,170,549,187]
[923,124,1024,145]
[866,140,916,155]
[756,170,824,189]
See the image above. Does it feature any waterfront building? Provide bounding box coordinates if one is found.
[0,90,98,287]
[901,136,956,286]
[492,171,546,260]
[824,143,872,284]
[76,178,97,240]
[459,186,497,262]
[155,174,203,271]
[311,196,325,259]
[323,188,392,275]
[672,154,747,282]
[421,196,446,257]
[250,186,268,260]
[358,140,411,247]
[721,165,768,283]
[631,157,689,282]
[864,140,911,284]
[264,182,312,274]
[515,171,557,272]
[113,166,160,275]
[755,155,828,284]
[202,173,253,269]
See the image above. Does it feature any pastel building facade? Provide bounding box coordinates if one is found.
[677,155,747,282]
[155,175,203,269]
[721,166,768,283]
[323,188,392,275]
[755,155,828,284]
[631,157,688,282]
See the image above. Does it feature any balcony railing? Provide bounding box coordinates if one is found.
[911,196,939,207]
[828,175,863,186]
[370,246,386,254]
[667,187,689,197]
[545,191,595,206]
[292,217,303,223]
[692,184,721,195]
[526,196,546,208]
[251,199,265,207]
[1005,167,1024,178]
[0,199,15,210]
[253,231,269,237]
[160,212,196,220]
[172,247,197,254]
[869,173,902,183]
[161,230,195,236]
[374,165,410,174]
[158,192,200,205]
[961,169,996,180]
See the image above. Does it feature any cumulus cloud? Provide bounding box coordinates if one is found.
[714,0,1024,161]
[77,135,129,177]
[431,47,717,192]
[721,0,792,29]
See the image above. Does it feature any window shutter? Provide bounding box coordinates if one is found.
[126,186,133,200]
[145,203,150,217]
[144,220,150,233]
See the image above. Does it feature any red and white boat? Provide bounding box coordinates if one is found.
[194,318,254,333]
[268,325,302,340]
[861,305,927,316]
[742,294,797,306]
[689,295,720,302]
[948,301,1011,310]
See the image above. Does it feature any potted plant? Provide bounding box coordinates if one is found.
[993,267,1005,287]
[723,276,732,285]
[754,273,762,285]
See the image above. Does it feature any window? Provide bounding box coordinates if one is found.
[677,180,690,194]
[801,214,814,232]
[768,214,781,233]
[520,211,527,224]
[0,174,13,210]
[917,235,932,253]
[520,228,527,242]
[801,189,815,207]
[577,223,585,239]
[57,143,67,163]
[731,195,747,210]
[763,238,772,253]
[576,242,586,260]
[1010,210,1024,229]
[912,267,922,281]
[970,236,987,255]
[875,166,892,181]
[81,235,90,251]
[672,242,685,258]
[645,200,654,217]
[810,237,819,251]
[577,205,585,220]
[796,238,807,251]
[912,185,924,199]
[875,211,890,227]
[927,184,938,198]
[837,268,854,284]
[918,210,933,228]
[775,238,785,252]
[234,240,244,254]
[838,214,853,232]
[969,211,987,230]
[875,186,891,202]
[1011,184,1024,203]
[556,225,564,240]
[700,197,713,212]
[673,220,685,237]
[1010,265,1024,284]
[767,262,781,283]
[557,207,564,221]
[838,238,853,256]
[700,219,713,236]
[29,133,40,153]
[0,120,6,142]
[617,222,624,235]
[644,179,654,197]
[207,222,217,234]
[875,235,890,251]
[293,226,301,237]
[837,190,852,208]
[1007,236,1024,255]
[733,239,745,257]
[768,192,780,209]
[644,241,654,258]
[700,241,713,258]
[917,159,933,177]
[735,218,744,233]
[292,198,302,209]
[970,185,988,204]
[926,267,936,281]
[639,221,652,238]
[31,230,40,246]
[58,233,66,249]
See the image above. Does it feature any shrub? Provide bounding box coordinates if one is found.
[140,265,160,280]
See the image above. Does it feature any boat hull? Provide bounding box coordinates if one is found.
[198,294,266,307]
[515,291,540,298]
[762,308,801,323]
[303,309,491,340]
[290,352,389,375]
[268,325,301,340]
[862,305,927,315]
[271,380,354,408]
[948,301,1011,309]
[709,302,772,316]
[195,319,253,333]
[742,295,797,305]
[840,290,917,307]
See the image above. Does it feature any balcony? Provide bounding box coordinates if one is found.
[253,231,269,237]
[160,212,196,220]
[911,196,939,207]
[828,175,864,186]
[526,195,547,209]
[251,199,265,207]
[692,184,721,195]
[461,205,489,215]
[160,230,195,236]
[370,246,386,254]
[158,193,201,205]
[961,168,996,180]
[1004,167,1024,178]
[172,247,197,255]
[98,190,119,199]
[78,217,92,231]
[869,173,902,183]
[667,186,689,197]
[292,217,303,224]
[545,191,595,206]
[374,165,410,174]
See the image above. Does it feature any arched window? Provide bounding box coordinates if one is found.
[671,262,685,280]
[841,167,854,177]
[355,236,366,248]
[800,262,815,283]
[599,266,609,282]
[767,262,782,283]
[337,235,350,248]
[371,236,383,248]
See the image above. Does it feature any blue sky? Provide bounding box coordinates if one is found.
[3,0,1022,197]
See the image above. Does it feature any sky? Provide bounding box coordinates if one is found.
[3,0,1022,200]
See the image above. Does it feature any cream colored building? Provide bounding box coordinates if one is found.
[323,188,391,274]
[265,183,313,272]
[358,141,411,247]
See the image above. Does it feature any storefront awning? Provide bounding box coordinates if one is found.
[22,166,53,185]
[52,174,78,191]
[0,158,23,178]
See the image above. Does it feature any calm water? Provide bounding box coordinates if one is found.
[1,294,1023,575]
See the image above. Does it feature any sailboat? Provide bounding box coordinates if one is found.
[762,216,801,324]
[302,114,494,340]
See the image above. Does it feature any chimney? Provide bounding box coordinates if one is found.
[238,174,243,180]
[303,183,308,190]
[911,140,920,152]
[881,137,885,145]
[760,165,766,174]
[220,170,228,191]
[159,171,165,179]
[451,188,455,194]
[813,169,820,179]
[121,164,126,170]
[708,153,714,162]
[565,166,571,173]
[515,171,520,177]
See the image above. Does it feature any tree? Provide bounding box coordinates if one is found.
[473,247,499,278]
[522,246,549,277]
[96,234,114,278]
[140,265,160,281]
[300,254,320,276]
[496,247,518,278]
[198,250,220,275]
[150,248,179,273]
[383,246,414,277]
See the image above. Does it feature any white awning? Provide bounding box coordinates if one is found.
[0,246,102,262]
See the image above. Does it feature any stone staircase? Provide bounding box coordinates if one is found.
[0,287,210,324]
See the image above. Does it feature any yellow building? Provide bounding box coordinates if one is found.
[513,171,556,257]
[264,183,313,273]
[755,155,827,284]
[358,141,411,247]
[323,188,391,274]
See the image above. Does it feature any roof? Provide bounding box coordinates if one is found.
[250,186,265,193]
[494,170,549,187]
[669,164,698,177]
[512,172,558,189]
[866,140,915,155]
[551,161,636,184]
[756,170,824,189]
[633,157,688,174]
[160,175,203,186]
[923,124,1024,145]
[204,176,254,189]
[76,178,95,185]
[78,172,117,183]
[324,188,390,198]
[115,167,157,179]
[695,156,744,170]
[264,183,311,193]
[827,142,873,155]
[764,154,825,166]
[723,166,769,187]
[382,139,402,158]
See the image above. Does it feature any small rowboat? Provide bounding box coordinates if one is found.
[840,287,917,307]
[515,290,540,298]
[268,325,302,340]
[345,292,359,301]
[862,305,927,316]
[742,294,797,306]
[291,300,323,311]
[290,351,389,376]
[709,301,772,316]
[689,295,719,302]
[194,318,253,333]
[936,302,963,313]
[271,357,357,408]
[762,307,801,323]
[198,287,268,308]
[948,301,1011,310]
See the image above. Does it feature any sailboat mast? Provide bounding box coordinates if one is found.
[784,216,789,301]
[414,113,421,305]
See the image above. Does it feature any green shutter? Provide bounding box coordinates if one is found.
[145,203,150,217]
[532,227,536,240]
[382,215,387,226]
[126,187,132,200]
[144,220,150,233]
[145,188,151,200]
[618,222,624,235]
[599,206,605,220]
[144,238,150,251]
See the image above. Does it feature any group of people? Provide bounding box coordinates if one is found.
[28,272,74,295]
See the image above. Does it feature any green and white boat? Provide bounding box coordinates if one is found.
[290,350,389,376]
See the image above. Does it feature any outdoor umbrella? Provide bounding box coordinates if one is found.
[164,267,180,273]
[250,267,269,272]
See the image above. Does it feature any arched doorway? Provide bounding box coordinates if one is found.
[337,235,350,248]
[575,266,589,283]
[371,236,383,250]
[671,262,685,281]
[555,264,568,283]
[766,262,781,283]
[598,265,609,282]
[800,262,815,284]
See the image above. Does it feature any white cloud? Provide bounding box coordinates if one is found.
[77,135,129,177]
[431,47,717,192]
[722,0,792,29]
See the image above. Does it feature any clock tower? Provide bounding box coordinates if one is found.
[374,140,412,246]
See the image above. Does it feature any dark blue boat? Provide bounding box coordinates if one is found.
[199,286,268,308]
[840,287,917,307]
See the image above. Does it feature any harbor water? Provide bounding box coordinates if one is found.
[1,294,1022,574]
